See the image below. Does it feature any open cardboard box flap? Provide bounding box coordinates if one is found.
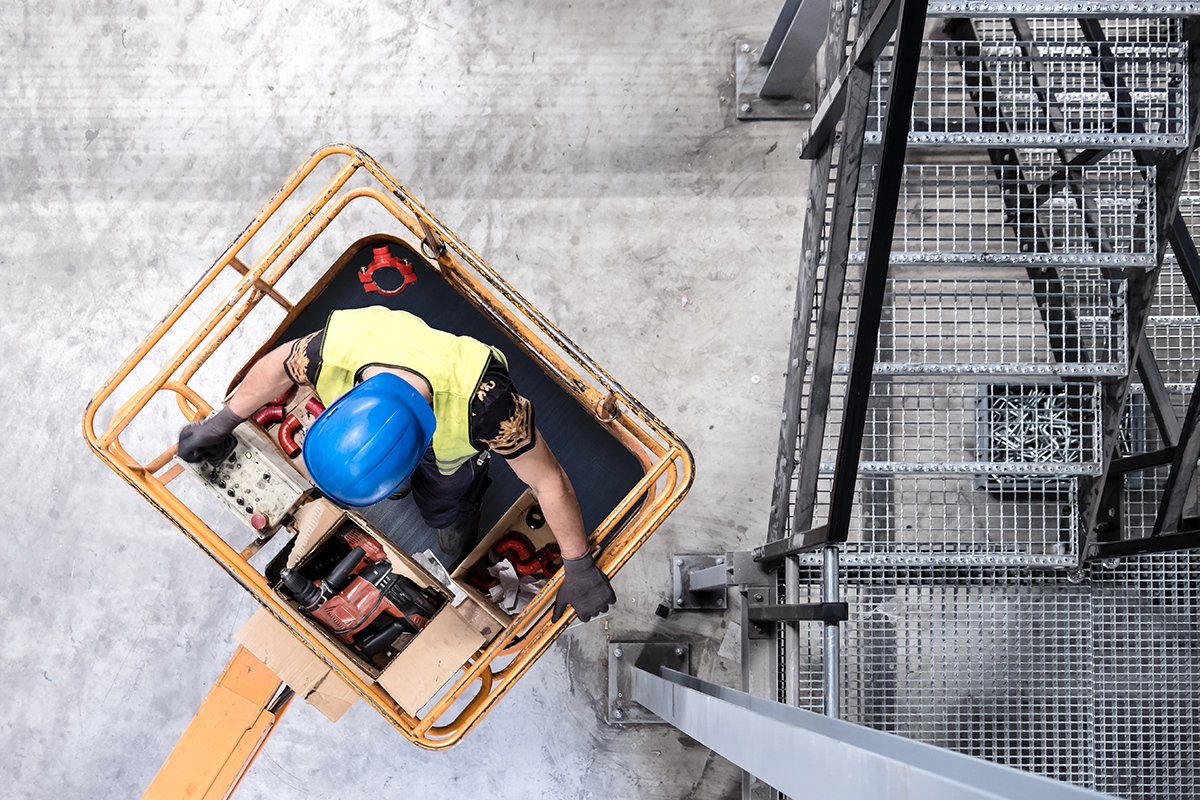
[235,608,358,722]
[377,600,485,714]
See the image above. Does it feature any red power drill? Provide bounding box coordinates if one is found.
[280,540,444,660]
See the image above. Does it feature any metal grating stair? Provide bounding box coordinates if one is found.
[758,2,1200,798]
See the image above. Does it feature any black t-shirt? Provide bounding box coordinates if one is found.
[284,329,537,459]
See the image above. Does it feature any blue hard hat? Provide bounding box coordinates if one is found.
[302,373,437,507]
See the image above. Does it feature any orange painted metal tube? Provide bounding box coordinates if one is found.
[83,143,694,750]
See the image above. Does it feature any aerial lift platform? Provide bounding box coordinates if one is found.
[83,143,693,795]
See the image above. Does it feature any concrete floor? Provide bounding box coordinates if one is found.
[4,2,808,798]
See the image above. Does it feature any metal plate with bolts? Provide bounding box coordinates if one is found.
[608,642,691,724]
[745,588,776,640]
[672,554,727,610]
[734,38,817,121]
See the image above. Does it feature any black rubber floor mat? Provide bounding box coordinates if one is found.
[279,238,645,563]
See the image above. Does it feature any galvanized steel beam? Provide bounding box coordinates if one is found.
[760,0,833,98]
[629,667,1114,800]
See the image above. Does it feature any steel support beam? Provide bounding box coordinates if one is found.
[761,0,804,65]
[825,0,927,544]
[1109,447,1176,475]
[799,0,904,158]
[760,0,833,98]
[1137,212,1200,541]
[747,601,850,624]
[1152,382,1200,537]
[1094,521,1200,560]
[756,524,831,562]
[1135,333,1182,448]
[629,667,1111,800]
[1169,211,1200,307]
[821,545,841,718]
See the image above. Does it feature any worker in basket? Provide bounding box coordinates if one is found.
[176,305,615,622]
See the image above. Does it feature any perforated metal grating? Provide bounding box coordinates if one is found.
[834,276,1128,376]
[782,559,1200,796]
[813,377,1102,477]
[853,162,1157,266]
[868,40,1189,149]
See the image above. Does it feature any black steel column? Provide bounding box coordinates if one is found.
[789,0,890,543]
[825,0,927,542]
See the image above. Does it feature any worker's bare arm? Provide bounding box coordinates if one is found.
[226,341,298,419]
[505,430,589,560]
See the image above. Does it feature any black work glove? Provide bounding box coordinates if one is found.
[552,551,616,623]
[177,406,245,464]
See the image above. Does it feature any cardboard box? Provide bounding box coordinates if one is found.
[235,608,359,722]
[452,489,559,635]
[240,498,489,716]
[378,596,486,713]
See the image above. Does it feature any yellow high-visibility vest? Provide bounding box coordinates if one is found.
[316,306,505,475]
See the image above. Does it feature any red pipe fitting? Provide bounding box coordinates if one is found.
[358,246,417,296]
[305,397,326,417]
[539,544,562,576]
[494,533,542,576]
[253,404,285,426]
[468,571,500,592]
[252,386,296,426]
[278,414,302,457]
[268,386,297,407]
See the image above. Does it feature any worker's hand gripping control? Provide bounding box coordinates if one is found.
[552,551,615,623]
[177,406,245,464]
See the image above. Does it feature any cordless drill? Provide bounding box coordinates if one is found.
[281,542,444,659]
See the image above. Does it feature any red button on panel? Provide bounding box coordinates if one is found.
[250,512,268,530]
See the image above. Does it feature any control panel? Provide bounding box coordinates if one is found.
[178,422,310,534]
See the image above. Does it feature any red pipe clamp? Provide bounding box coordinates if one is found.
[359,246,417,296]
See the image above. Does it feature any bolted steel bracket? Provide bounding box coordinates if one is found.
[744,590,849,639]
[607,641,691,724]
[734,38,818,121]
[672,554,728,610]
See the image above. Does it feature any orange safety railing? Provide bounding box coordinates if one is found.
[82,143,694,749]
[84,142,696,743]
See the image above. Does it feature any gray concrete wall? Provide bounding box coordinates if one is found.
[3,2,807,798]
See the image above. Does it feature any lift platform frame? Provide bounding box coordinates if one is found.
[82,142,694,750]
